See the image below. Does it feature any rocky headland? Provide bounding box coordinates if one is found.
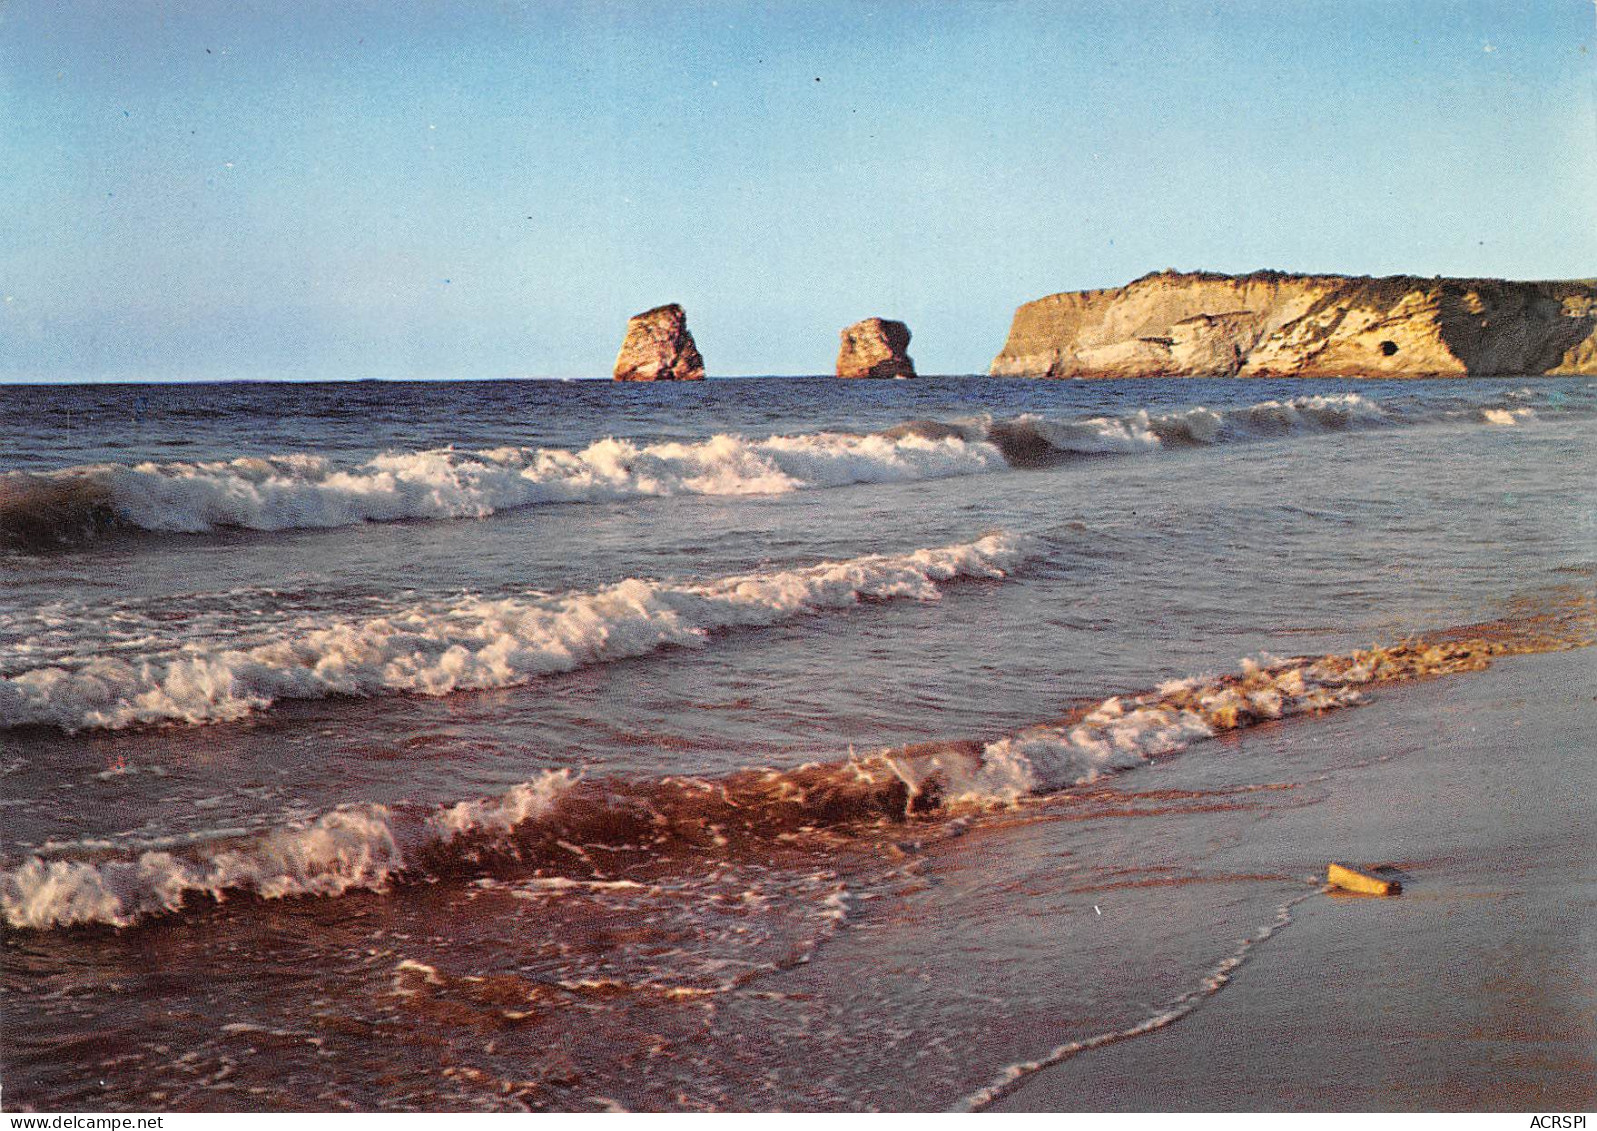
[836,318,917,379]
[989,271,1597,378]
[613,303,705,381]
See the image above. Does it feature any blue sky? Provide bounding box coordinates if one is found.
[3,0,1594,381]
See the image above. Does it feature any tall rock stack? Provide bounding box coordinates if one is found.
[613,304,706,381]
[836,318,917,379]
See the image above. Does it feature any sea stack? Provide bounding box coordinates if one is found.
[613,303,705,381]
[836,318,917,379]
[988,270,1597,378]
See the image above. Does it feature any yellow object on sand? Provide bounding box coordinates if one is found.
[1326,863,1401,896]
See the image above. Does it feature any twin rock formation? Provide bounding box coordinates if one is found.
[613,307,915,380]
[989,270,1597,378]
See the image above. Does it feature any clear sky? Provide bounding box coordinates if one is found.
[3,0,1595,382]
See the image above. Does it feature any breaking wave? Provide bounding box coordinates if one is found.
[969,391,1388,466]
[0,532,1037,732]
[2,634,1522,930]
[0,773,572,930]
[0,430,1001,547]
[1,389,1537,548]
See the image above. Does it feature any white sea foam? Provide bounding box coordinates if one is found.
[0,532,1038,731]
[954,652,1373,802]
[1481,407,1535,425]
[7,390,1537,547]
[3,429,1001,538]
[428,771,577,842]
[1,772,575,930]
[0,644,1421,931]
[0,805,404,930]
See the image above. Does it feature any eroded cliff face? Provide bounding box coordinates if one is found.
[989,271,1597,378]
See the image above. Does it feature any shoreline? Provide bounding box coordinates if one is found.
[989,645,1597,1111]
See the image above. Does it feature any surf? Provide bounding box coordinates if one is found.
[0,532,1038,732]
[0,387,1555,548]
[8,618,1577,932]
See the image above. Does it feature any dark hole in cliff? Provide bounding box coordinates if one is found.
[1379,340,1399,356]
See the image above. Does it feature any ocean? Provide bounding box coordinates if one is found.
[2,374,1593,1111]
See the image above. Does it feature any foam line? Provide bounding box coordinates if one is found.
[0,532,1037,731]
[4,387,1555,546]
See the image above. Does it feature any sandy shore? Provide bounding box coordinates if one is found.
[993,645,1597,1111]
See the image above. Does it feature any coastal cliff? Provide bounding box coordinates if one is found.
[989,271,1597,378]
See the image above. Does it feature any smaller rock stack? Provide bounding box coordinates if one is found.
[613,304,705,381]
[836,318,916,379]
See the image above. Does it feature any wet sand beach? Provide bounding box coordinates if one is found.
[992,645,1597,1111]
